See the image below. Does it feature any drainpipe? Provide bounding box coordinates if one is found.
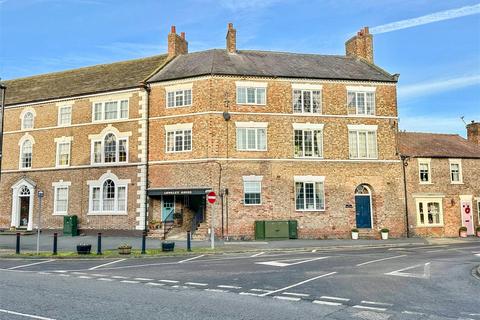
[142,82,151,233]
[0,83,6,182]
[401,155,410,238]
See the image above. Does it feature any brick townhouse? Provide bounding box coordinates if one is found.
[0,24,407,239]
[398,123,480,237]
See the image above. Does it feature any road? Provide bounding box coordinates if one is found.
[0,242,479,320]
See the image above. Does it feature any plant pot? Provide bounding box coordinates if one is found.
[381,232,389,240]
[351,232,359,240]
[476,231,480,238]
[118,247,132,255]
[76,244,91,255]
[459,231,468,238]
[162,242,175,252]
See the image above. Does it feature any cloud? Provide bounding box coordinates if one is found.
[398,74,480,99]
[370,3,480,34]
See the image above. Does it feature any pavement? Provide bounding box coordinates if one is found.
[0,232,437,255]
[0,241,479,319]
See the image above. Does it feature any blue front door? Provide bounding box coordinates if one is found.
[355,195,372,228]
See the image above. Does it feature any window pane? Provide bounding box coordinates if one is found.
[117,186,126,211]
[293,90,302,113]
[237,128,246,150]
[104,133,116,162]
[60,107,71,125]
[349,131,358,158]
[304,130,313,156]
[295,182,304,210]
[167,92,175,107]
[358,131,367,158]
[314,130,323,157]
[312,91,321,114]
[166,131,175,152]
[257,88,266,104]
[303,91,311,113]
[367,131,377,158]
[175,90,184,107]
[247,88,256,104]
[184,130,192,151]
[119,139,127,162]
[58,142,70,166]
[451,164,460,181]
[120,100,128,118]
[294,129,303,157]
[56,187,68,212]
[21,140,32,168]
[357,92,365,114]
[366,92,375,115]
[237,87,246,104]
[347,92,356,114]
[92,187,100,211]
[175,130,183,151]
[247,129,256,149]
[184,90,192,105]
[94,103,102,121]
[244,181,261,205]
[104,101,118,120]
[419,202,424,225]
[103,180,115,211]
[315,182,324,210]
[305,182,315,209]
[257,128,266,150]
[23,112,34,129]
[420,163,429,182]
[94,141,102,163]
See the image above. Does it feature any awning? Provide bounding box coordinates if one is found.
[147,187,212,197]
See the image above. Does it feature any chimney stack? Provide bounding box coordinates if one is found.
[467,121,480,145]
[168,25,188,58]
[345,27,373,64]
[226,22,236,53]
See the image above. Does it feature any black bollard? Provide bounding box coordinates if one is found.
[141,231,146,254]
[16,233,20,254]
[97,233,102,255]
[187,231,191,252]
[53,233,58,255]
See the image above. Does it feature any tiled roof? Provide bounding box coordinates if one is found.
[3,54,168,106]
[398,132,480,158]
[147,49,397,83]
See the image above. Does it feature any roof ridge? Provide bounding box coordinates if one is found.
[400,131,461,136]
[5,54,167,82]
[237,49,347,58]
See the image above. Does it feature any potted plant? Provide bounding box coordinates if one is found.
[162,241,175,252]
[76,243,92,255]
[118,244,132,255]
[476,226,480,238]
[351,228,359,240]
[380,228,389,240]
[459,226,468,238]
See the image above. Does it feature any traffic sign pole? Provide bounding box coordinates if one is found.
[207,191,217,250]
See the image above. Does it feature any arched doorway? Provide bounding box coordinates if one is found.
[355,184,372,229]
[11,178,35,231]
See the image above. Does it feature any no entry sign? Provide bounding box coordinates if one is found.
[207,191,217,204]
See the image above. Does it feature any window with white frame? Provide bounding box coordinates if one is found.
[418,159,431,183]
[58,105,72,126]
[88,173,129,214]
[53,181,70,215]
[347,87,376,115]
[292,84,322,114]
[295,176,325,211]
[236,82,267,105]
[415,197,443,227]
[449,159,462,183]
[20,139,33,169]
[348,125,378,159]
[92,99,129,121]
[91,131,129,164]
[236,122,267,151]
[56,139,71,167]
[477,199,480,223]
[293,124,323,158]
[165,123,193,153]
[22,111,34,130]
[243,176,262,205]
[167,88,192,108]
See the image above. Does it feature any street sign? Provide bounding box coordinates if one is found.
[207,191,216,204]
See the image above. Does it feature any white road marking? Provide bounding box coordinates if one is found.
[260,272,337,297]
[0,308,57,320]
[250,252,265,257]
[320,296,350,302]
[353,305,387,311]
[204,288,227,293]
[58,274,70,277]
[97,278,114,281]
[53,270,67,273]
[361,301,393,306]
[90,274,107,277]
[134,278,154,281]
[218,285,242,289]
[111,275,129,279]
[256,256,329,268]
[146,282,165,286]
[385,262,431,279]
[178,255,205,263]
[184,282,208,286]
[250,288,273,293]
[312,249,317,253]
[313,300,343,306]
[356,255,406,267]
[239,292,260,296]
[8,260,54,270]
[274,296,301,301]
[77,276,92,279]
[88,259,126,270]
[159,279,179,283]
[71,272,87,275]
[282,292,310,297]
[38,272,51,275]
[402,310,425,315]
[120,280,139,284]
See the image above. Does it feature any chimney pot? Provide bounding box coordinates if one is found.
[181,32,185,39]
[228,22,233,30]
[171,25,176,33]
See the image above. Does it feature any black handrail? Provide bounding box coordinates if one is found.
[163,208,175,240]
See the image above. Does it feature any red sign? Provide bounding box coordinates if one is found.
[207,191,216,204]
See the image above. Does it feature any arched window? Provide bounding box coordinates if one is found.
[21,140,32,168]
[102,179,115,211]
[104,133,116,163]
[19,185,31,196]
[355,184,371,195]
[89,174,128,214]
[22,112,34,130]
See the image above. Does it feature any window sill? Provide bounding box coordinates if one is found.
[237,150,268,152]
[92,118,130,124]
[295,209,325,212]
[91,162,129,166]
[349,158,379,160]
[165,150,193,154]
[87,212,128,216]
[244,203,262,206]
[294,156,324,159]
[55,165,70,169]
[236,103,266,107]
[450,182,464,185]
[19,167,32,170]
[52,213,68,216]
[419,182,433,185]
[166,105,192,109]
[416,224,444,228]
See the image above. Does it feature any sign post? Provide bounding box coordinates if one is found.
[207,191,217,249]
[36,190,44,255]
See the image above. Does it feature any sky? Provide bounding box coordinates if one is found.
[0,0,479,136]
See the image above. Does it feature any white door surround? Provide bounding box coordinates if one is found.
[11,178,36,231]
[460,195,474,236]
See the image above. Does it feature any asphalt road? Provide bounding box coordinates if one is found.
[0,242,479,320]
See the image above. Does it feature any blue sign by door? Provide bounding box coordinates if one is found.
[355,195,372,228]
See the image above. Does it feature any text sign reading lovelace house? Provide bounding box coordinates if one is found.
[207,191,217,204]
